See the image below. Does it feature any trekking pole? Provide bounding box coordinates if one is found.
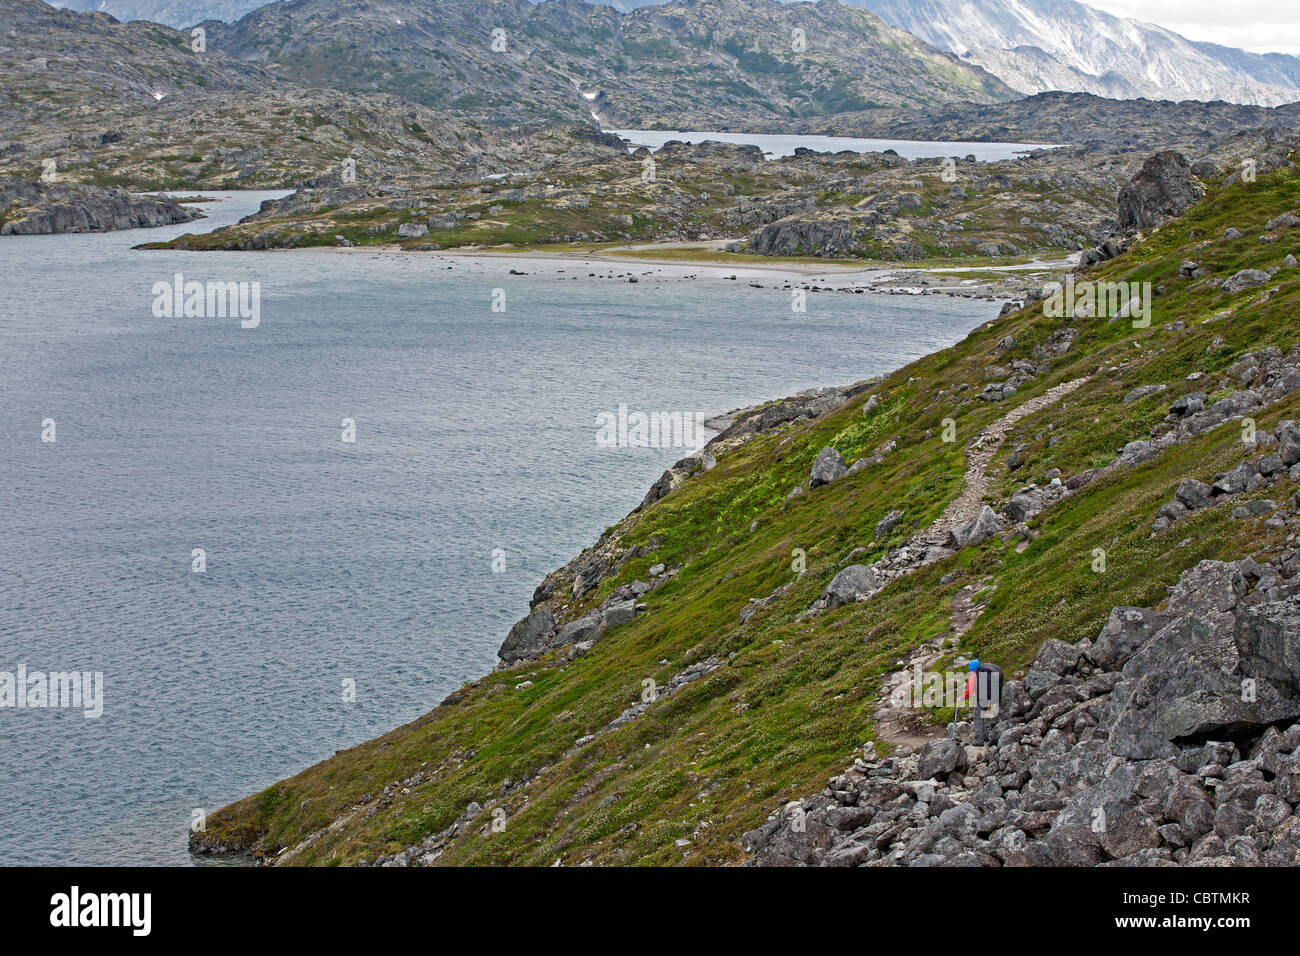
[953,659,979,740]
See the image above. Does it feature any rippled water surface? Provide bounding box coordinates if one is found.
[0,192,996,863]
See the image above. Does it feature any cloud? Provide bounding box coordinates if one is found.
[1085,0,1300,55]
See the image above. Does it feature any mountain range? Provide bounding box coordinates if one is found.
[847,0,1300,106]
[50,0,1300,108]
[193,0,1015,127]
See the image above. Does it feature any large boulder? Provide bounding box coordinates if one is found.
[1003,488,1047,524]
[1117,151,1203,232]
[751,216,859,257]
[1088,607,1170,669]
[948,506,1004,549]
[1237,594,1300,690]
[820,564,880,607]
[1174,478,1214,510]
[602,600,638,629]
[554,610,603,647]
[1221,269,1270,294]
[809,447,848,488]
[496,606,556,663]
[1106,562,1300,759]
[919,738,967,779]
[1033,638,1083,676]
[1277,421,1300,466]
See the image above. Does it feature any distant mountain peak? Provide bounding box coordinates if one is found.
[842,0,1300,106]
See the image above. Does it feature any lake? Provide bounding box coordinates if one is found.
[607,129,1060,161]
[0,191,996,864]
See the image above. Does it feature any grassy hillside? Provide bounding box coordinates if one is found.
[193,151,1300,866]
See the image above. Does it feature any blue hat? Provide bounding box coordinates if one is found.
[968,659,981,671]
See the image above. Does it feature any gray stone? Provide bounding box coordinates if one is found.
[918,738,968,779]
[1088,607,1171,669]
[1155,500,1189,524]
[1169,392,1207,417]
[1003,488,1047,524]
[1100,808,1161,859]
[1212,462,1256,495]
[554,611,602,647]
[1024,668,1060,697]
[602,599,638,629]
[949,505,1004,549]
[496,606,556,664]
[1124,384,1166,403]
[875,509,905,539]
[1221,269,1270,293]
[1117,151,1203,231]
[819,564,880,608]
[1033,638,1081,676]
[1107,562,1300,760]
[1175,478,1214,510]
[1232,499,1277,519]
[809,446,848,488]
[1257,454,1285,476]
[1277,421,1300,466]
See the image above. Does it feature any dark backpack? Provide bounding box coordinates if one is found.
[975,663,1003,708]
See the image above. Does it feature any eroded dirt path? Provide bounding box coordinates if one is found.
[868,378,1088,751]
[871,580,994,751]
[913,377,1089,552]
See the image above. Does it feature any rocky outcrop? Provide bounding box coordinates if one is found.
[1221,269,1271,293]
[750,216,860,257]
[1117,151,1204,232]
[1107,559,1300,760]
[494,380,882,665]
[496,606,557,665]
[747,551,1300,867]
[1150,423,1293,534]
[0,180,195,234]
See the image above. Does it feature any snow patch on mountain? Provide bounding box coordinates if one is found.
[846,0,1300,106]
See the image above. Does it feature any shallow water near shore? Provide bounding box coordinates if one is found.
[608,129,1061,161]
[0,191,997,864]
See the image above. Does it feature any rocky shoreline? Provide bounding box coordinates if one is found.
[0,180,197,235]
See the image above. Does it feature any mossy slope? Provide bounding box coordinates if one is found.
[195,156,1300,866]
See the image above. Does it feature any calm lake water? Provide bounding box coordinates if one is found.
[608,129,1060,160]
[0,191,996,864]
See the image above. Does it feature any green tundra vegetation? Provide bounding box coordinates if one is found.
[196,153,1300,866]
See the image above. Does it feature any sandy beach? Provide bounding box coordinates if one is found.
[307,240,1075,300]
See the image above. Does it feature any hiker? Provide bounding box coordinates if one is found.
[962,659,1003,746]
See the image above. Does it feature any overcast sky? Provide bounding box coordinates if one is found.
[1086,1,1300,55]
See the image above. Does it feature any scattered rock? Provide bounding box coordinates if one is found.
[809,447,848,488]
